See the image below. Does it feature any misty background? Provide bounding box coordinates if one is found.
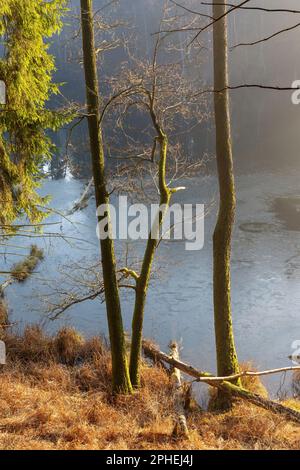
[51,0,300,173]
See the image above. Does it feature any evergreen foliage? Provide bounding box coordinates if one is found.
[0,0,72,225]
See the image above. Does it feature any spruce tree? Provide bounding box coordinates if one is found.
[0,0,71,225]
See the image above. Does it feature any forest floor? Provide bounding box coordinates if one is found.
[0,326,299,450]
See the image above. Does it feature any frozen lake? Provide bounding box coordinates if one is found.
[2,167,300,398]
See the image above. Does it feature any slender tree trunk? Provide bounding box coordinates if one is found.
[80,0,132,394]
[212,1,240,407]
[130,132,170,387]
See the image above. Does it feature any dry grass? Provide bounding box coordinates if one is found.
[0,299,8,329]
[0,326,299,450]
[11,245,44,282]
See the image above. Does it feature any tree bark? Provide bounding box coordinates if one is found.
[80,0,132,394]
[130,132,171,387]
[212,0,240,407]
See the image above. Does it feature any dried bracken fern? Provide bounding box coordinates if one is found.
[0,327,299,450]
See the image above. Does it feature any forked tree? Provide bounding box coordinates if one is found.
[95,3,206,387]
[49,0,207,393]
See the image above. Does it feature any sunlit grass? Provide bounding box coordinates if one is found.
[0,327,299,450]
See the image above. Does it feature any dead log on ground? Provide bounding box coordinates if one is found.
[142,339,170,373]
[66,178,94,215]
[142,341,300,425]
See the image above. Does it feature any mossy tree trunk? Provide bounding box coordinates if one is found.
[80,0,132,394]
[212,1,240,408]
[130,129,170,388]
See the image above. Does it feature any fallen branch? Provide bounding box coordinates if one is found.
[66,178,94,215]
[0,278,13,296]
[142,341,300,425]
[142,340,170,373]
[195,365,300,383]
[169,342,189,438]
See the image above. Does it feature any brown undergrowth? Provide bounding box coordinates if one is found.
[0,326,299,450]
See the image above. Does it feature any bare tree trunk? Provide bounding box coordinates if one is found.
[80,0,132,394]
[130,132,170,387]
[212,1,240,408]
